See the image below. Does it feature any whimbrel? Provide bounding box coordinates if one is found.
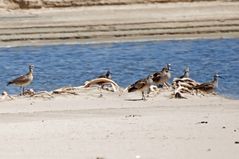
[151,64,172,88]
[193,74,222,94]
[127,75,153,100]
[7,64,34,95]
[179,66,190,79]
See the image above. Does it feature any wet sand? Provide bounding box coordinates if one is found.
[0,1,239,47]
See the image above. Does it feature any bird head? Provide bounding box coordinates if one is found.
[29,64,34,72]
[147,74,154,84]
[184,66,190,73]
[165,63,173,71]
[214,73,223,80]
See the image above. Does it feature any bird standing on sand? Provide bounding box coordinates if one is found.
[7,64,34,95]
[193,73,222,94]
[127,75,153,100]
[179,66,190,79]
[151,64,172,88]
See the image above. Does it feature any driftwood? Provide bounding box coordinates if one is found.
[52,86,83,95]
[20,89,54,98]
[31,91,54,98]
[1,78,121,100]
[24,89,35,96]
[171,77,200,98]
[1,91,14,101]
[84,78,120,92]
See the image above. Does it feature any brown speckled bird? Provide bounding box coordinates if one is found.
[151,64,172,88]
[194,74,222,94]
[127,75,153,100]
[7,65,34,95]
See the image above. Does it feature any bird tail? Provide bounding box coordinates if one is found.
[127,85,137,93]
[7,81,13,86]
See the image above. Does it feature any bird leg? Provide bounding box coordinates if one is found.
[19,86,23,96]
[23,87,25,95]
[165,82,171,87]
[98,85,103,98]
[163,82,171,90]
[142,92,146,101]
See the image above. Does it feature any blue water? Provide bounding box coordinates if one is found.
[0,39,238,99]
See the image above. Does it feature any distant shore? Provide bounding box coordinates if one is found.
[0,1,239,47]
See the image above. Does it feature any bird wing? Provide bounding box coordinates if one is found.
[194,83,213,91]
[127,79,147,92]
[152,72,162,82]
[8,74,29,85]
[132,79,146,89]
[179,74,185,79]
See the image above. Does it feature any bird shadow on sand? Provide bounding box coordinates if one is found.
[124,98,145,101]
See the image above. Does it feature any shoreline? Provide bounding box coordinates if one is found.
[1,35,238,49]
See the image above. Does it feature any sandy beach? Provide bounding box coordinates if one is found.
[0,87,239,159]
[0,1,239,158]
